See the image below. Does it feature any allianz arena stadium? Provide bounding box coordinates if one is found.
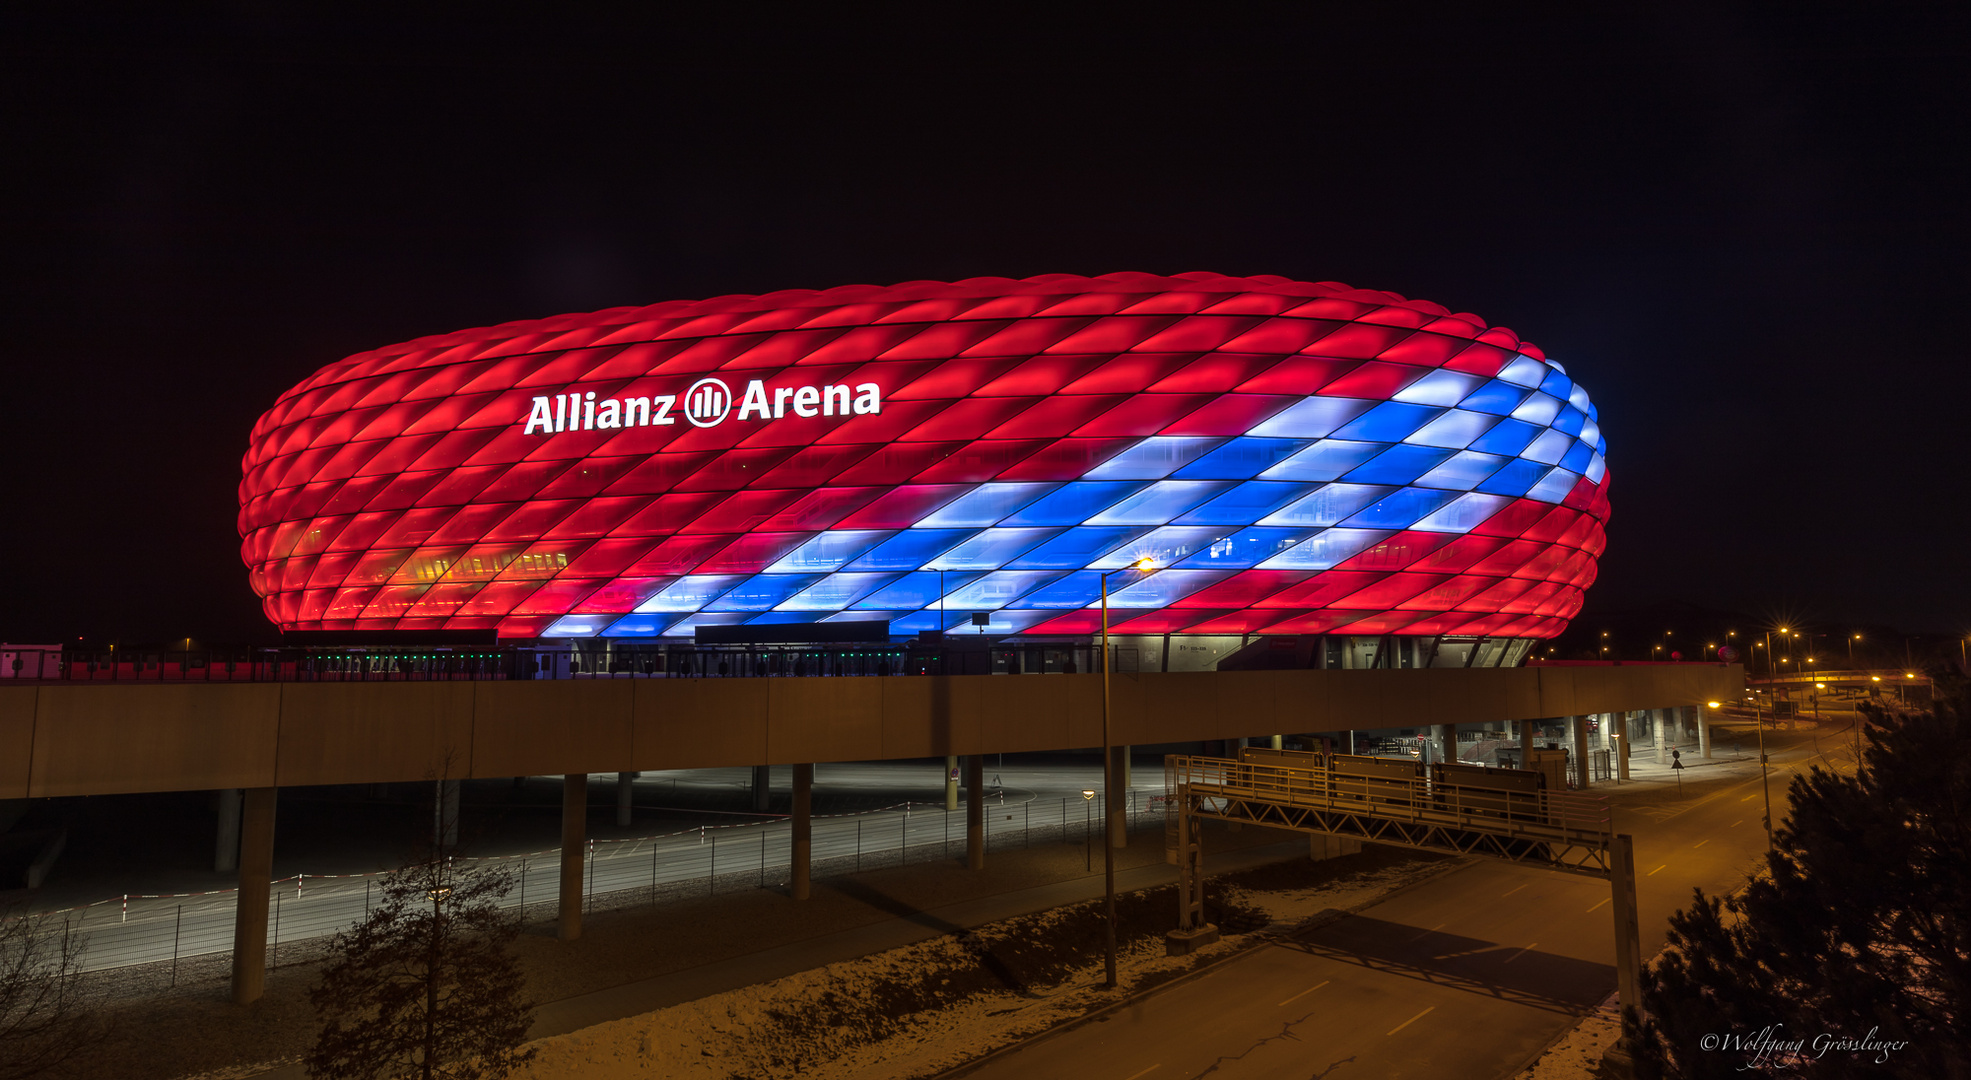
[239,272,1609,668]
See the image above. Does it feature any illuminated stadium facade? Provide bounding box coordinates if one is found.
[239,272,1610,668]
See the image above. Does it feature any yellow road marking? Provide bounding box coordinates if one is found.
[1278,980,1330,1007]
[1387,1006,1435,1035]
[1587,898,1610,913]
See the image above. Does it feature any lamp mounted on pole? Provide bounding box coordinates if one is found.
[1100,554,1157,990]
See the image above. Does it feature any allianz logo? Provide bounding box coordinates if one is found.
[523,377,883,435]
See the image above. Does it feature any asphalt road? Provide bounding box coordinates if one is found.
[51,757,1154,974]
[959,719,1857,1080]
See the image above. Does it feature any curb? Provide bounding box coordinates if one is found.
[924,852,1474,1080]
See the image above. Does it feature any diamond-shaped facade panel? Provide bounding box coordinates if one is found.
[239,273,1612,639]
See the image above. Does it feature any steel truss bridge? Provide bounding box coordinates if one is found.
[1163,749,1644,1018]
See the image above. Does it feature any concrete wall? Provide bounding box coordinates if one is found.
[0,664,1742,798]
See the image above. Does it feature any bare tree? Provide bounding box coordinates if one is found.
[307,787,535,1080]
[0,906,101,1080]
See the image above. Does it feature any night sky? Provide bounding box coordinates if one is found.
[3,7,1966,645]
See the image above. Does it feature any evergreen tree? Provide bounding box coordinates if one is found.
[307,849,535,1080]
[1636,679,1970,1078]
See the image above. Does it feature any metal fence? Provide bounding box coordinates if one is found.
[9,642,1140,684]
[14,790,1162,990]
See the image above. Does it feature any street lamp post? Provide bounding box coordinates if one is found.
[1756,701,1775,856]
[1099,556,1156,991]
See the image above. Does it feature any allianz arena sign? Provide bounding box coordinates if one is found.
[239,272,1611,640]
[522,376,885,435]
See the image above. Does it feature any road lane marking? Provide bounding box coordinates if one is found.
[1741,794,1758,801]
[1648,864,1666,876]
[1501,884,1528,898]
[1693,839,1710,848]
[1387,1006,1435,1035]
[1410,922,1446,941]
[1122,1067,1160,1080]
[1587,898,1610,913]
[1502,942,1536,964]
[1278,980,1330,1007]
[1731,820,1742,827]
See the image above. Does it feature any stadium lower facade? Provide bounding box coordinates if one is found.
[239,272,1610,669]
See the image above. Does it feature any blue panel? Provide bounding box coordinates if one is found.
[1474,457,1547,497]
[1001,482,1146,526]
[1174,481,1313,525]
[1005,526,1151,569]
[1246,397,1375,438]
[1082,436,1225,479]
[1497,355,1549,387]
[1174,527,1312,568]
[1392,369,1485,406]
[704,573,826,611]
[1171,437,1312,479]
[1551,406,1586,437]
[1092,525,1225,568]
[846,528,977,571]
[1258,528,1393,570]
[1538,369,1575,401]
[853,570,981,610]
[1560,439,1596,474]
[1413,492,1515,533]
[1106,569,1235,607]
[929,527,1063,570]
[777,572,896,610]
[1404,409,1498,450]
[942,570,1064,609]
[1011,571,1108,608]
[1342,488,1463,529]
[1259,483,1392,527]
[1467,418,1542,456]
[1456,380,1529,416]
[1085,480,1238,526]
[1342,444,1455,485]
[1510,392,1563,426]
[601,613,679,637]
[765,530,895,573]
[1415,450,1508,491]
[1259,440,1386,482]
[888,609,951,633]
[634,574,750,613]
[1332,401,1443,442]
[917,482,1059,527]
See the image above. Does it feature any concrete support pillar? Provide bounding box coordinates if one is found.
[215,788,242,873]
[1516,719,1537,752]
[791,764,813,898]
[1308,832,1362,861]
[1616,717,1632,780]
[944,755,958,811]
[559,774,586,940]
[229,787,276,1004]
[1270,734,1284,750]
[1345,730,1356,755]
[1108,745,1128,849]
[615,772,637,828]
[1654,709,1669,765]
[1600,712,1613,752]
[752,764,771,813]
[1120,745,1132,790]
[1699,706,1713,759]
[1436,723,1458,765]
[1571,716,1591,789]
[965,755,984,869]
[435,778,461,850]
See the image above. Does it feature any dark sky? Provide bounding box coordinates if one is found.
[2,6,1966,644]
